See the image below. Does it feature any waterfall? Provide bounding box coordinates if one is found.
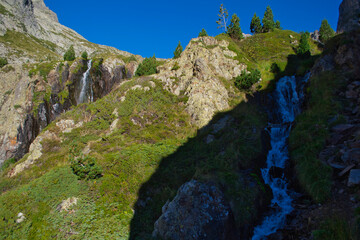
[252,73,310,240]
[78,60,93,104]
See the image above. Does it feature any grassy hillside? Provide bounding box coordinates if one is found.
[216,29,321,90]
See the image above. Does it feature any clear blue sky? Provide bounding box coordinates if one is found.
[44,0,342,58]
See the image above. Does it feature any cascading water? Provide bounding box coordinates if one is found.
[252,73,310,240]
[78,60,93,104]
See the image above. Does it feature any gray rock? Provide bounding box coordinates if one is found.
[153,180,235,240]
[348,169,360,186]
[337,0,360,33]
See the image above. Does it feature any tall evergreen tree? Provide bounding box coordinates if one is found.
[250,13,262,34]
[173,41,183,59]
[262,6,275,32]
[227,14,243,40]
[319,19,335,43]
[198,28,208,37]
[216,4,229,32]
[297,32,311,57]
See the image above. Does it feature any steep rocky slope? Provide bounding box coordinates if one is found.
[0,0,132,63]
[337,0,360,33]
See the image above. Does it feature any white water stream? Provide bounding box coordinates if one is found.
[252,73,310,239]
[78,60,93,104]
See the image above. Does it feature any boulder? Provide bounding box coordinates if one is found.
[348,169,360,186]
[153,180,236,240]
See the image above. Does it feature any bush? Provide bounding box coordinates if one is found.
[135,56,158,76]
[70,155,103,180]
[198,28,208,37]
[81,51,88,60]
[234,69,261,90]
[0,57,8,68]
[63,45,76,61]
[297,32,311,57]
[173,41,183,59]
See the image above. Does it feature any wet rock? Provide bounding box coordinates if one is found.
[153,180,236,240]
[348,169,360,186]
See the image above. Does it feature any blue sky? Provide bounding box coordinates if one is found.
[44,0,342,58]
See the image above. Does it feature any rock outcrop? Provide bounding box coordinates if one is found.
[153,180,236,240]
[337,0,360,33]
[0,58,135,165]
[0,0,133,62]
[155,37,245,127]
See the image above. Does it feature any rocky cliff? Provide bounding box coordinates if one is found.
[0,0,133,63]
[337,0,360,33]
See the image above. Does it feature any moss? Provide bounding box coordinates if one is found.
[28,61,57,81]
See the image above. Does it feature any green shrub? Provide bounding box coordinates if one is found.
[70,155,103,180]
[234,69,261,90]
[198,28,208,37]
[171,62,180,71]
[313,217,357,240]
[297,32,311,57]
[173,41,183,59]
[0,57,8,68]
[135,56,158,76]
[81,51,88,60]
[0,158,16,172]
[63,45,75,61]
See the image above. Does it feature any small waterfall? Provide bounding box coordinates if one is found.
[78,60,93,104]
[252,73,310,240]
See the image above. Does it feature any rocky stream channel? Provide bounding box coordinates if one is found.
[252,73,310,239]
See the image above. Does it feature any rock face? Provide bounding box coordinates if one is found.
[156,37,245,127]
[0,58,133,165]
[337,0,360,33]
[0,0,133,61]
[153,180,236,240]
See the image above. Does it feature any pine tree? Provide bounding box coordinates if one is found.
[64,45,76,61]
[216,4,229,32]
[262,6,275,32]
[198,28,208,37]
[227,14,243,40]
[250,13,262,34]
[297,32,311,57]
[275,20,281,29]
[319,19,335,43]
[173,41,183,59]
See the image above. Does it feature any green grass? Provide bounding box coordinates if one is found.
[0,73,269,239]
[313,216,359,240]
[216,29,321,90]
[289,71,346,202]
[0,31,60,61]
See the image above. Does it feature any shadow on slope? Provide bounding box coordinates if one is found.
[129,91,272,240]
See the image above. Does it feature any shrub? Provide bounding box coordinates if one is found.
[0,57,8,68]
[81,51,88,60]
[63,45,76,61]
[171,62,180,71]
[70,155,103,180]
[173,41,183,59]
[135,56,158,76]
[297,32,311,57]
[234,69,261,90]
[198,28,208,37]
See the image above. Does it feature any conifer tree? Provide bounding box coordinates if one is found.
[319,19,335,43]
[173,41,183,59]
[216,4,229,32]
[262,6,275,32]
[275,20,281,29]
[297,32,311,57]
[250,13,262,34]
[198,28,208,37]
[81,51,88,60]
[64,45,76,61]
[227,14,243,40]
